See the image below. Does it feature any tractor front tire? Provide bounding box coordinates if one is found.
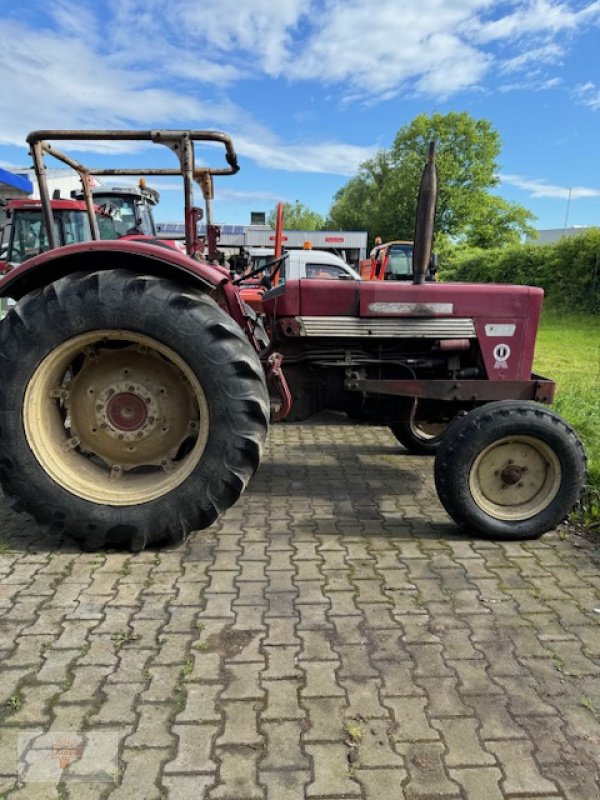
[434,401,587,540]
[0,270,269,551]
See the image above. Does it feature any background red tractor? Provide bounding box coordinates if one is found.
[0,130,587,551]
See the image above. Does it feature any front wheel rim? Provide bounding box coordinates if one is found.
[469,435,562,521]
[24,330,209,506]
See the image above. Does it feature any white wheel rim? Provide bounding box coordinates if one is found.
[24,330,209,506]
[469,435,562,521]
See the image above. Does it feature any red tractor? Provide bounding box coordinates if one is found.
[0,130,587,551]
[0,197,111,274]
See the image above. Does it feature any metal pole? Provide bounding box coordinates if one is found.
[31,141,57,250]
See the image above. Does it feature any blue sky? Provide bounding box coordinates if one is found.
[1,0,599,231]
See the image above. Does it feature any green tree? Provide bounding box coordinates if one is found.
[267,201,325,230]
[327,111,535,248]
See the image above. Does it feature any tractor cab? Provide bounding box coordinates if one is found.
[0,198,115,272]
[73,182,159,239]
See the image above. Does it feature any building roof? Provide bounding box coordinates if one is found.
[0,168,33,194]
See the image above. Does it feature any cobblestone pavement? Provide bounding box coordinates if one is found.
[0,416,599,800]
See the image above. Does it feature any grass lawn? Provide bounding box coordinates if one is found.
[534,310,600,525]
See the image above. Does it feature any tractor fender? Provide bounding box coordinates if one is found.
[0,239,229,301]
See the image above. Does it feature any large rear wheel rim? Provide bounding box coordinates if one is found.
[468,435,561,521]
[24,330,209,506]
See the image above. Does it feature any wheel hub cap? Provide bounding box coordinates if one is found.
[106,391,148,431]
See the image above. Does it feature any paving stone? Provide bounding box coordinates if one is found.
[378,660,423,698]
[210,747,263,799]
[176,683,222,723]
[90,682,144,725]
[350,718,405,768]
[301,697,347,742]
[4,635,55,668]
[4,682,60,725]
[465,695,527,740]
[109,746,171,800]
[260,769,310,800]
[432,717,496,767]
[486,740,559,795]
[399,741,461,798]
[262,679,305,721]
[449,766,504,800]
[125,702,174,748]
[221,664,264,700]
[493,675,559,716]
[386,696,440,742]
[305,742,361,797]
[217,700,262,746]
[263,618,299,646]
[544,761,600,800]
[356,767,408,799]
[163,775,216,799]
[2,418,600,800]
[261,720,309,770]
[262,645,300,679]
[164,724,219,774]
[416,676,471,717]
[61,665,113,702]
[342,677,389,719]
[448,659,505,696]
[300,660,344,698]
[182,652,221,683]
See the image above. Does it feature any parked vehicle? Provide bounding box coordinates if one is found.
[0,198,110,273]
[359,239,438,281]
[0,130,586,551]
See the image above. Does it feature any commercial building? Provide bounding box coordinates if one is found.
[156,222,368,267]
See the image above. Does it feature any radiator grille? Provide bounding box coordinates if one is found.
[296,316,476,338]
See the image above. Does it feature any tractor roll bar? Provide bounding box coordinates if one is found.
[26,130,240,256]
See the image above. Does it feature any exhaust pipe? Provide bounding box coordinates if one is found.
[412,141,437,286]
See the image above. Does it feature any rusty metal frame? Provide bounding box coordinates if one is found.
[346,375,556,404]
[26,130,239,255]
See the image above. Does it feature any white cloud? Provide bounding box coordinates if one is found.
[574,81,600,109]
[287,1,493,100]
[500,43,564,73]
[471,0,600,43]
[235,133,376,175]
[169,0,308,74]
[501,173,600,199]
[2,0,599,186]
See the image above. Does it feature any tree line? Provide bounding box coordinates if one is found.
[268,111,536,250]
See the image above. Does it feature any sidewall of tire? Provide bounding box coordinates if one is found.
[0,270,269,547]
[434,401,587,539]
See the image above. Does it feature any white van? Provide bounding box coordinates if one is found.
[249,247,360,281]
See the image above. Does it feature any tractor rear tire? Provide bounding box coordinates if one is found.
[0,270,269,551]
[390,402,447,455]
[434,401,587,540]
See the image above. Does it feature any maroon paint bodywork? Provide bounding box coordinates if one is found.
[0,239,250,333]
[6,198,90,212]
[263,279,544,383]
[0,239,228,298]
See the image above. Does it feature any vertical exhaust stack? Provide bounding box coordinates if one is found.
[412,140,438,285]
